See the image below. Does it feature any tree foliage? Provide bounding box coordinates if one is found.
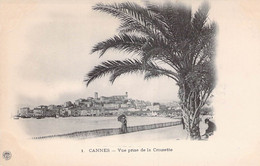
[85,1,217,139]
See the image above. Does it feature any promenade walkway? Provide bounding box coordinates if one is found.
[33,121,182,139]
[101,125,187,142]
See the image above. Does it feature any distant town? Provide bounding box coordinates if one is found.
[15,92,212,119]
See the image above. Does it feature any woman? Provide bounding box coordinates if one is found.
[121,117,128,134]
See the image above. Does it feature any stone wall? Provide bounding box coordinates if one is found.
[32,121,181,140]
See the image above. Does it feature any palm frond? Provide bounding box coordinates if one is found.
[84,58,179,86]
[192,1,210,31]
[119,3,169,38]
[109,59,179,83]
[191,22,217,65]
[88,1,217,95]
[93,2,169,39]
[140,47,181,72]
[144,70,174,81]
[85,59,144,86]
[147,2,192,42]
[93,2,152,35]
[91,34,147,57]
[185,62,216,91]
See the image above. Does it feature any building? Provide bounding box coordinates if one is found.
[45,110,56,117]
[104,109,119,115]
[60,108,71,117]
[165,101,181,109]
[128,108,141,112]
[134,100,147,109]
[75,98,92,107]
[80,108,92,116]
[18,91,171,118]
[75,99,84,106]
[120,104,129,109]
[93,101,103,108]
[33,105,48,117]
[147,111,158,117]
[33,108,44,117]
[79,107,103,116]
[145,105,160,111]
[70,107,81,117]
[170,109,182,117]
[91,108,101,116]
[47,105,61,117]
[18,107,33,118]
[103,103,120,110]
[87,97,94,101]
[64,101,73,108]
[100,92,128,103]
[94,92,98,99]
[118,108,128,113]
[48,105,56,110]
[19,107,30,117]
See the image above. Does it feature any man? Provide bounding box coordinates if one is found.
[203,118,216,138]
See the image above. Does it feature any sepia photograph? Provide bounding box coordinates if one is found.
[0,0,260,165]
[13,0,216,141]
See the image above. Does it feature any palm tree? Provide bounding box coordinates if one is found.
[84,1,217,140]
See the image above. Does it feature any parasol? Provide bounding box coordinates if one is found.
[117,114,126,122]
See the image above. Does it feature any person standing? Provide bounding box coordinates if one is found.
[121,117,128,134]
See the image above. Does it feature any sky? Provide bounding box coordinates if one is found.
[3,0,260,109]
[10,0,182,108]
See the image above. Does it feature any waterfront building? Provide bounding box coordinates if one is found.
[33,105,48,117]
[45,109,56,117]
[27,109,34,117]
[19,107,30,117]
[80,108,92,116]
[105,109,119,115]
[118,108,127,113]
[120,104,129,109]
[128,108,141,112]
[147,111,158,117]
[93,101,103,108]
[145,105,160,111]
[91,108,100,116]
[47,105,62,117]
[59,109,71,117]
[170,109,182,117]
[33,108,44,117]
[70,107,81,117]
[103,103,120,110]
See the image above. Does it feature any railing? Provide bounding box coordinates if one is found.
[32,121,181,140]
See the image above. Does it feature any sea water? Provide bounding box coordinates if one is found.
[15,116,178,137]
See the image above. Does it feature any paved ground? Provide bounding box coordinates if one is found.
[86,125,188,143]
[84,117,211,143]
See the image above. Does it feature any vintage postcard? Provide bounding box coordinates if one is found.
[0,0,260,165]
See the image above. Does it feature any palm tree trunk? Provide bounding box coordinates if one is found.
[182,105,201,140]
[180,85,201,140]
[189,113,201,140]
